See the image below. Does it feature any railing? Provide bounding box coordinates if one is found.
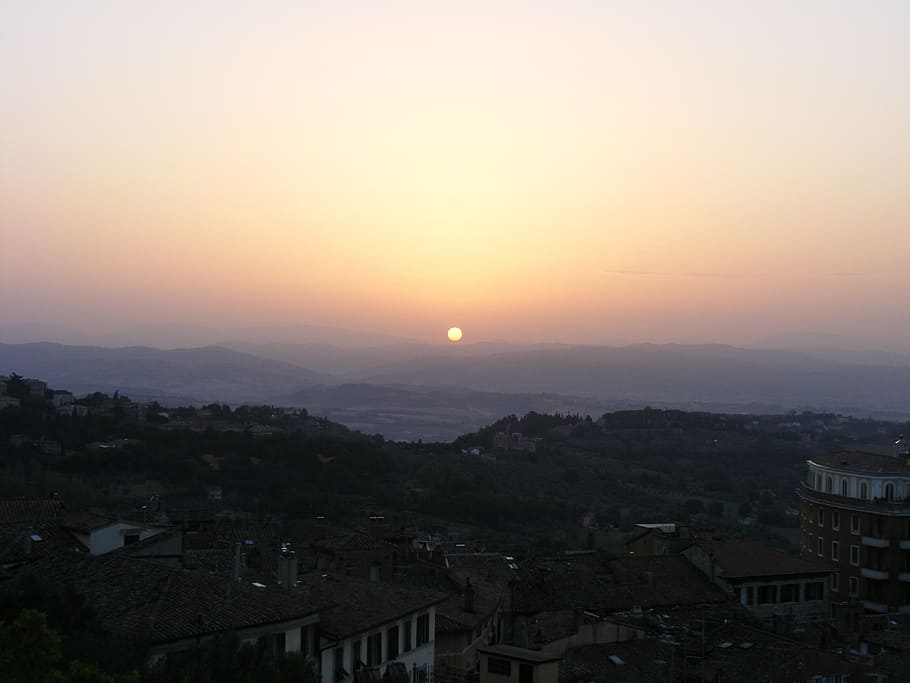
[861,536,891,548]
[798,484,910,514]
[863,600,889,613]
[860,567,889,580]
[899,540,910,550]
[899,572,910,583]
[429,665,477,683]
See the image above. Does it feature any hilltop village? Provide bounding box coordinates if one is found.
[3,374,910,681]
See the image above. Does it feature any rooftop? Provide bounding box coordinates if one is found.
[479,645,560,664]
[23,546,334,645]
[512,555,727,614]
[811,451,910,475]
[692,538,830,580]
[298,572,447,638]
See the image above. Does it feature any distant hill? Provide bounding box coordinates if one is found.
[361,343,910,418]
[0,342,334,404]
[5,340,910,440]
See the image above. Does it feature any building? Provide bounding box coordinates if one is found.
[798,449,910,614]
[302,573,446,683]
[625,522,694,556]
[683,538,831,623]
[478,646,559,683]
[0,395,20,410]
[61,511,164,555]
[24,378,47,395]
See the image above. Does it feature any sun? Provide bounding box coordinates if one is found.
[447,326,463,342]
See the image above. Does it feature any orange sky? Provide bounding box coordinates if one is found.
[2,2,909,347]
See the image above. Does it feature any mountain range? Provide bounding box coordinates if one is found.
[2,339,910,440]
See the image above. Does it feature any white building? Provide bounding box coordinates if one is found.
[61,511,163,555]
[305,574,446,683]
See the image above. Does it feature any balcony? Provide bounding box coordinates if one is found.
[798,483,910,515]
[863,600,889,613]
[900,539,910,550]
[861,536,891,548]
[900,605,910,615]
[861,567,889,580]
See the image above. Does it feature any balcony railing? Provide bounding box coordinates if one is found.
[798,484,910,514]
[861,536,891,548]
[861,567,889,580]
[863,600,889,613]
[899,572,910,583]
[899,540,910,550]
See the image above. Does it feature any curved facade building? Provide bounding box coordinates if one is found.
[798,450,910,613]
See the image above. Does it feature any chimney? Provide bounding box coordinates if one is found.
[464,577,475,613]
[232,542,242,582]
[368,515,386,539]
[286,550,297,590]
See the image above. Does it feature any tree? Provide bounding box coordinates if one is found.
[708,501,725,518]
[0,608,62,683]
[683,499,705,515]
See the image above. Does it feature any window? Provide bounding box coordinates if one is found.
[487,658,511,676]
[804,581,824,600]
[416,613,430,647]
[841,479,849,496]
[758,585,778,604]
[849,576,859,597]
[826,476,833,493]
[402,621,412,653]
[860,482,868,499]
[817,536,824,557]
[831,540,840,561]
[334,647,347,682]
[832,511,840,530]
[353,640,363,669]
[832,572,839,592]
[885,483,895,501]
[816,474,822,490]
[780,584,800,602]
[367,633,382,666]
[817,508,825,527]
[850,515,861,535]
[387,626,399,661]
[519,663,534,683]
[742,586,754,606]
[850,545,860,566]
[124,533,140,545]
[273,632,286,656]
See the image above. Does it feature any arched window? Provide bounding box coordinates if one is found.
[885,483,894,501]
[841,480,848,497]
[826,476,833,493]
[816,474,823,490]
[860,481,868,499]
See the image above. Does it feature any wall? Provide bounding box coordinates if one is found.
[320,607,437,683]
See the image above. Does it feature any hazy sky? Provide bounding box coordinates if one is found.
[2,1,909,347]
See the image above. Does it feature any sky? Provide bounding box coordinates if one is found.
[2,1,909,348]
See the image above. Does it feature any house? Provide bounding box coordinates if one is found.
[683,538,832,623]
[300,573,447,683]
[0,497,68,569]
[477,645,559,683]
[22,545,334,668]
[624,522,694,556]
[24,378,47,395]
[313,531,397,581]
[61,510,164,555]
[51,390,74,408]
[0,395,20,410]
